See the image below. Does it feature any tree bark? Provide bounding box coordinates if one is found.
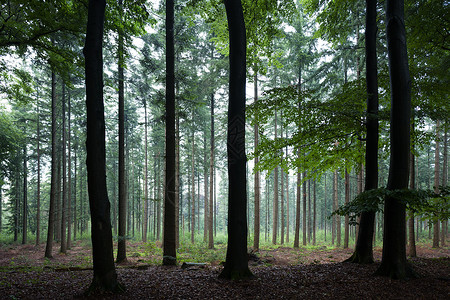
[22,144,27,245]
[143,102,148,242]
[346,0,378,264]
[83,0,121,292]
[67,91,72,249]
[442,126,447,247]
[344,169,350,249]
[116,0,127,263]
[209,93,215,249]
[302,172,307,246]
[433,120,440,248]
[163,0,177,265]
[219,0,253,280]
[293,171,300,248]
[45,70,57,259]
[408,150,416,257]
[374,0,416,279]
[253,75,260,251]
[60,82,67,254]
[36,97,41,245]
[272,110,278,245]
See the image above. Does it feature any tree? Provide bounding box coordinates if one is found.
[432,121,440,248]
[345,0,379,264]
[374,0,416,279]
[163,0,177,266]
[219,0,253,280]
[83,0,121,292]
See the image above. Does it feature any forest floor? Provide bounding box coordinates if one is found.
[0,240,448,299]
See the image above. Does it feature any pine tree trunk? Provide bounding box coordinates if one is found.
[344,169,350,249]
[45,70,57,259]
[191,130,195,244]
[302,172,307,246]
[442,126,447,247]
[22,144,27,245]
[313,180,316,245]
[307,179,311,244]
[272,111,278,245]
[209,93,215,249]
[433,120,440,248]
[408,150,416,257]
[143,103,148,242]
[67,91,72,249]
[36,100,41,245]
[293,171,300,248]
[60,82,67,254]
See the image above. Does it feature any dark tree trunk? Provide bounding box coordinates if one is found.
[433,120,440,248]
[22,144,27,245]
[374,0,416,279]
[142,102,148,242]
[36,99,41,245]
[83,0,121,292]
[272,110,278,245]
[293,171,300,248]
[191,129,195,244]
[219,0,253,280]
[67,91,72,249]
[408,150,416,257]
[307,179,311,244]
[45,70,57,259]
[313,180,316,245]
[344,169,349,248]
[346,0,378,264]
[60,82,67,254]
[253,75,260,251]
[163,0,177,266]
[116,0,127,263]
[302,172,307,246]
[209,94,215,249]
[442,126,447,247]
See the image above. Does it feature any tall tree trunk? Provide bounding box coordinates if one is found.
[302,172,307,246]
[408,150,416,257]
[442,126,448,247]
[293,171,300,248]
[163,0,177,265]
[375,0,415,279]
[324,173,327,241]
[203,135,208,243]
[191,129,195,244]
[346,0,378,264]
[344,169,350,249]
[253,75,260,251]
[45,70,57,259]
[433,120,440,248]
[313,180,316,245]
[117,0,127,262]
[219,0,253,280]
[209,93,215,249]
[272,110,279,245]
[143,102,148,242]
[36,99,41,245]
[73,145,77,241]
[307,179,311,244]
[83,0,121,291]
[60,83,67,254]
[67,91,72,249]
[175,99,180,249]
[280,125,285,245]
[22,144,27,245]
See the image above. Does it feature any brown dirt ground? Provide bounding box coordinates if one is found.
[0,241,448,299]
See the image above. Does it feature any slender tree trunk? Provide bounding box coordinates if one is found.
[293,171,300,248]
[272,111,279,245]
[22,144,27,245]
[163,0,177,265]
[253,75,260,251]
[83,0,120,291]
[203,136,208,243]
[280,128,285,245]
[143,102,148,242]
[302,172,307,246]
[344,169,350,249]
[313,180,316,245]
[175,101,180,249]
[208,92,215,249]
[220,0,253,279]
[45,70,57,259]
[433,120,440,248]
[67,91,72,249]
[286,163,290,243]
[36,99,41,245]
[191,130,195,244]
[408,150,416,257]
[442,126,447,246]
[73,146,77,241]
[375,0,415,279]
[60,82,67,254]
[116,0,127,262]
[324,173,327,241]
[307,179,311,244]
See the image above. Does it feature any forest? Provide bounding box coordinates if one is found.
[0,0,449,298]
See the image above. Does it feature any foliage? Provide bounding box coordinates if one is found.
[332,186,450,225]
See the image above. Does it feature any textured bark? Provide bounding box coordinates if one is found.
[346,0,378,264]
[22,145,27,245]
[67,92,72,250]
[219,0,253,280]
[45,70,57,259]
[83,0,121,292]
[302,172,307,246]
[191,130,195,244]
[375,0,416,279]
[442,127,447,247]
[36,99,41,246]
[408,150,416,257]
[344,169,350,249]
[142,102,148,242]
[272,110,279,245]
[163,0,177,265]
